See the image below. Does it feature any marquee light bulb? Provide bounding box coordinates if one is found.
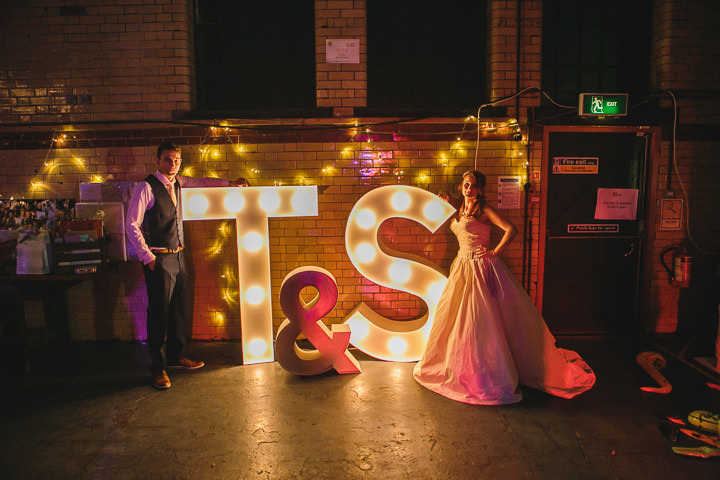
[347,316,370,341]
[224,192,245,212]
[187,194,209,215]
[355,243,376,263]
[423,201,445,221]
[260,191,281,211]
[242,232,264,252]
[291,190,315,213]
[246,285,266,305]
[388,261,411,284]
[247,339,268,357]
[356,209,376,229]
[427,280,447,304]
[388,337,408,356]
[391,191,411,211]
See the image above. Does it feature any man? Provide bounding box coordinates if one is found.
[126,141,249,389]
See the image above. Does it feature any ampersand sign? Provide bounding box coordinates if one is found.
[275,266,361,375]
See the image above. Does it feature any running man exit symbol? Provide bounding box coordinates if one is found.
[591,96,604,114]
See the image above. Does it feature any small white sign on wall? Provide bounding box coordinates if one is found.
[594,188,638,220]
[497,176,521,209]
[660,198,683,230]
[326,39,360,64]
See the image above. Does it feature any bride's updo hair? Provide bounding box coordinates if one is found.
[457,170,486,219]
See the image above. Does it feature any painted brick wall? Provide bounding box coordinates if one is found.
[0,125,529,341]
[0,0,194,124]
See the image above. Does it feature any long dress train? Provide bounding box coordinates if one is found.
[413,216,596,405]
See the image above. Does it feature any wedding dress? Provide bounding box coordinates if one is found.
[413,216,596,405]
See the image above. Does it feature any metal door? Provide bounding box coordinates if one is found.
[540,128,648,334]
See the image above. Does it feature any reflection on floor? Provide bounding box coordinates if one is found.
[1,337,719,479]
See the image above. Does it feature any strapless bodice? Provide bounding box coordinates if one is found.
[451,216,492,255]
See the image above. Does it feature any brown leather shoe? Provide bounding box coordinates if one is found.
[167,357,204,370]
[152,370,171,389]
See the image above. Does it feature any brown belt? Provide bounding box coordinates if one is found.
[150,246,184,254]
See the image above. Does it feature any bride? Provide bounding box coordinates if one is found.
[413,170,596,405]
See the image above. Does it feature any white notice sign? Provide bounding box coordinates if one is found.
[326,39,360,64]
[497,176,521,209]
[594,188,638,220]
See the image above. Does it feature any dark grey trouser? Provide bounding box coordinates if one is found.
[143,250,188,372]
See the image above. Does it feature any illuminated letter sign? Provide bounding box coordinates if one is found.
[183,184,454,365]
[343,185,456,361]
[275,266,361,375]
[183,186,318,364]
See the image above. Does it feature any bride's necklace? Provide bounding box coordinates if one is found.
[461,200,477,218]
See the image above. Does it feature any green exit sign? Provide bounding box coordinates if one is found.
[578,93,628,116]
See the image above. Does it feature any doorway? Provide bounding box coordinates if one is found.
[538,127,652,334]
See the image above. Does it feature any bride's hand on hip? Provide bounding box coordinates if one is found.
[473,246,496,258]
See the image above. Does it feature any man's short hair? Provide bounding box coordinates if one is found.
[157,141,181,159]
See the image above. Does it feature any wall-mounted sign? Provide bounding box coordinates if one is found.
[594,188,638,220]
[568,224,620,233]
[326,39,360,64]
[497,176,521,209]
[552,157,598,174]
[578,93,628,116]
[660,198,683,230]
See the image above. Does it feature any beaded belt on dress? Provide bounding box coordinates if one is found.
[458,250,485,260]
[150,246,184,254]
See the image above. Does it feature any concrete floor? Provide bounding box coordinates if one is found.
[1,337,719,480]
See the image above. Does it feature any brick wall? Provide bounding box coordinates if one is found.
[487,0,543,121]
[315,0,367,117]
[0,124,528,341]
[0,0,194,124]
[647,0,720,335]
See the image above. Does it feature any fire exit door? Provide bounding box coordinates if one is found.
[540,128,649,334]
